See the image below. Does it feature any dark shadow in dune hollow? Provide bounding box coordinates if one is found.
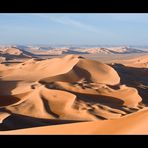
[0,113,84,131]
[0,80,21,95]
[40,95,59,118]
[111,64,148,105]
[0,95,20,107]
[0,81,22,107]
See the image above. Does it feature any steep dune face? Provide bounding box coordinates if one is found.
[75,58,120,85]
[40,56,120,85]
[0,55,144,133]
[1,55,79,81]
[1,55,120,85]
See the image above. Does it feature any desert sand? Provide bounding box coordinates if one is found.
[0,49,148,134]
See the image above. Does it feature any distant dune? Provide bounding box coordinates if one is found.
[0,57,6,63]
[111,55,148,68]
[12,45,146,56]
[0,47,33,60]
[0,53,147,134]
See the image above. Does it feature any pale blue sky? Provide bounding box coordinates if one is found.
[0,13,148,45]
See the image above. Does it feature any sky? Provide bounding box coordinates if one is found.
[0,13,148,46]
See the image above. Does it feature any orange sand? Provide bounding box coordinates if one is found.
[0,53,147,134]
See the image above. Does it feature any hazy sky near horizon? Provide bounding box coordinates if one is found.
[0,13,148,45]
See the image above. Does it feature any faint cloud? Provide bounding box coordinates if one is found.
[49,16,99,33]
[28,14,119,38]
[32,14,100,33]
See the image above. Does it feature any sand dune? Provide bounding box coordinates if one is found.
[0,54,147,134]
[0,55,79,81]
[0,47,33,61]
[107,46,144,53]
[111,55,148,68]
[41,81,141,108]
[1,108,148,135]
[15,45,146,56]
[0,108,148,135]
[40,56,120,85]
[0,47,23,55]
[0,57,6,63]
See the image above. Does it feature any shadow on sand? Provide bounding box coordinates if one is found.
[111,63,148,105]
[0,113,84,131]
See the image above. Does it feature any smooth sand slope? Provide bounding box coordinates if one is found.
[0,54,147,134]
[110,54,148,68]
